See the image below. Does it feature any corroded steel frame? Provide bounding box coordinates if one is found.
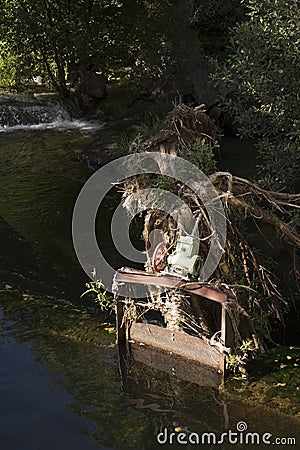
[115,268,236,387]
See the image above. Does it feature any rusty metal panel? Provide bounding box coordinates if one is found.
[115,268,236,304]
[114,268,232,388]
[181,284,229,303]
[116,270,181,291]
[129,322,224,372]
[181,281,236,301]
[130,343,223,388]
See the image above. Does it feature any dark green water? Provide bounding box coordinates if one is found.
[0,120,299,449]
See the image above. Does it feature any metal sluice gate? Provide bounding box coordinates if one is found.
[114,267,237,388]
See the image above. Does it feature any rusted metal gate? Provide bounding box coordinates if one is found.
[115,267,236,388]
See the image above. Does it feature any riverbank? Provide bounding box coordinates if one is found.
[225,346,300,419]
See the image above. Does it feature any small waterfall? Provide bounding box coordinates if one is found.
[0,93,78,130]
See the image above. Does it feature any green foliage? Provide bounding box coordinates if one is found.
[249,346,300,379]
[0,0,173,97]
[82,280,115,312]
[188,137,218,174]
[138,111,166,139]
[217,0,300,189]
[0,44,27,88]
[115,111,166,158]
[227,346,300,416]
[115,132,134,158]
[227,339,256,374]
[256,139,300,190]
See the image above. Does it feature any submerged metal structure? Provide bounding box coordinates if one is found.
[115,267,236,388]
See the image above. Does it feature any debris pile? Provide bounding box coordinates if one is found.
[120,104,300,364]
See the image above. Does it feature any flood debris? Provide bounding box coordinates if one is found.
[114,103,300,385]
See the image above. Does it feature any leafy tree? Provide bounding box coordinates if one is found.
[217,0,300,189]
[0,41,36,88]
[0,0,172,97]
[0,0,127,96]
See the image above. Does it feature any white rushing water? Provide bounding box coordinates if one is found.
[0,93,106,133]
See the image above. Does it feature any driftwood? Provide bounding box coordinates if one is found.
[129,103,218,156]
[121,103,299,360]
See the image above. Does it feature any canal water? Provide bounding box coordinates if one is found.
[0,95,298,449]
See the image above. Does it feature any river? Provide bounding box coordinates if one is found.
[0,94,298,449]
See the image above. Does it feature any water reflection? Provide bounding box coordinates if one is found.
[2,291,299,449]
